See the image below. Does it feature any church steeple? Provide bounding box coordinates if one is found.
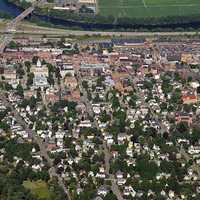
[36,59,42,68]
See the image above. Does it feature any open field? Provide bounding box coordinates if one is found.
[23,180,51,199]
[99,0,200,18]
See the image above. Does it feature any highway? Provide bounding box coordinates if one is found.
[0,3,199,53]
[0,27,199,37]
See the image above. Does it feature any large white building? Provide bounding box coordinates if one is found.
[54,0,97,13]
[20,0,36,3]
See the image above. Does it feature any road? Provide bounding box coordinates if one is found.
[76,73,94,118]
[103,141,124,200]
[76,72,124,200]
[0,2,39,53]
[0,93,72,200]
[1,28,200,37]
[180,146,200,178]
[129,59,168,135]
[103,142,111,175]
[6,7,34,32]
[0,33,13,53]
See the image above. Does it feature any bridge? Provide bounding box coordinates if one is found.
[6,6,35,32]
[0,3,37,54]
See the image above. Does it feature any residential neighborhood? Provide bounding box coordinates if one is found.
[1,34,200,199]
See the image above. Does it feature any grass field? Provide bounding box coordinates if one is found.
[99,0,200,18]
[23,180,51,199]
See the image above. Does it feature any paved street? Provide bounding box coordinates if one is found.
[1,28,200,37]
[0,1,39,53]
[0,92,71,200]
[76,71,124,200]
[180,146,200,178]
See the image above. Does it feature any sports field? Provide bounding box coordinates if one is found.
[99,0,200,18]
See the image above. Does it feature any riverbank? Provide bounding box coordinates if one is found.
[1,18,200,39]
[0,11,12,19]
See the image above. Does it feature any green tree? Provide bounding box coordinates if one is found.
[27,73,34,87]
[32,56,39,64]
[135,158,159,179]
[36,88,42,101]
[16,84,24,97]
[16,64,25,79]
[8,41,18,49]
[47,73,55,86]
[0,121,10,132]
[99,110,111,123]
[104,192,118,200]
[25,61,31,73]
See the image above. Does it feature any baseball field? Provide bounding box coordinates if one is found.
[99,0,200,19]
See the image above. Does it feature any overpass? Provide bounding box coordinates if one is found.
[0,4,36,54]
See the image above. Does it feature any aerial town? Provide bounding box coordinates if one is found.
[1,33,200,200]
[2,0,200,199]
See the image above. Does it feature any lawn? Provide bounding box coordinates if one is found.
[98,0,200,18]
[23,180,51,199]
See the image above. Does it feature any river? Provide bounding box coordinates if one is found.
[0,0,116,31]
[0,0,21,17]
